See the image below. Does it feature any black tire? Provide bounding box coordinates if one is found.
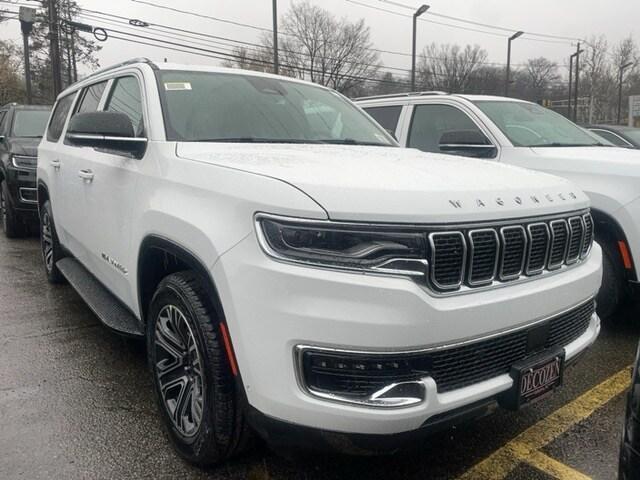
[1,180,24,238]
[40,200,65,284]
[597,241,625,321]
[147,271,251,466]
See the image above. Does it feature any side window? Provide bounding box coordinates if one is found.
[363,106,402,135]
[76,81,108,114]
[47,93,76,142]
[591,129,630,147]
[105,76,144,136]
[408,104,491,155]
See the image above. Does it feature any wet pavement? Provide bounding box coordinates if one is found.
[1,234,638,479]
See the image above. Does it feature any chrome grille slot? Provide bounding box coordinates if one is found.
[526,223,550,274]
[467,229,499,285]
[581,214,594,258]
[548,219,569,269]
[429,232,466,290]
[499,226,527,280]
[566,216,585,264]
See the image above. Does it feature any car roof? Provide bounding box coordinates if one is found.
[59,57,332,99]
[355,92,529,105]
[587,124,637,132]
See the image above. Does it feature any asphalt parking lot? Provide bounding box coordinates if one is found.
[1,233,638,480]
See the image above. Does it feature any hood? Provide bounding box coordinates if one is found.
[6,137,41,157]
[177,143,590,223]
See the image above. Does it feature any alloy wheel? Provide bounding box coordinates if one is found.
[41,211,54,272]
[154,304,205,438]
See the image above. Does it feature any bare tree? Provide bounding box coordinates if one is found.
[223,46,273,73]
[0,41,25,103]
[224,2,380,95]
[416,43,488,93]
[521,57,559,99]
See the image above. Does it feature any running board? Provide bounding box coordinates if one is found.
[56,257,144,337]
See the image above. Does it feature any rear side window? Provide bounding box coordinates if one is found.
[363,106,402,135]
[408,104,488,152]
[105,76,144,136]
[47,93,76,142]
[76,81,108,114]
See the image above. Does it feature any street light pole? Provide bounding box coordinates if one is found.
[617,61,633,124]
[573,42,581,122]
[272,0,279,75]
[504,31,524,97]
[19,7,36,104]
[411,4,429,92]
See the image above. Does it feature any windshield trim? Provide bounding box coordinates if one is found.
[473,99,600,148]
[153,69,398,146]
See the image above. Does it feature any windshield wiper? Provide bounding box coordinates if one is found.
[192,137,321,144]
[317,138,391,147]
[529,142,600,147]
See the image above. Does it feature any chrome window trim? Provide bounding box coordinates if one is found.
[525,223,550,275]
[428,231,467,291]
[294,297,595,408]
[467,228,499,286]
[498,225,527,281]
[566,216,585,265]
[548,219,569,270]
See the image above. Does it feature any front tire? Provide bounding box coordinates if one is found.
[40,200,65,284]
[1,180,24,238]
[147,272,251,466]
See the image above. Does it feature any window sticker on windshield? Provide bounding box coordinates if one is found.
[164,82,192,91]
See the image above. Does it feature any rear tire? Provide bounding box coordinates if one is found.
[1,180,24,238]
[596,241,625,321]
[40,200,65,284]
[147,271,252,466]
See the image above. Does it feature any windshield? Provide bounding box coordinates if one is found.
[474,100,601,147]
[156,70,395,146]
[11,109,51,138]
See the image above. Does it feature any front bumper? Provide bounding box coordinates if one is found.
[5,165,38,214]
[213,234,602,435]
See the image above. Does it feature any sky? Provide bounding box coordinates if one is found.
[1,0,639,79]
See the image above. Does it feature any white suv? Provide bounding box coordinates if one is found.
[37,59,601,465]
[357,93,639,319]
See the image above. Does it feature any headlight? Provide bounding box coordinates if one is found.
[11,155,37,169]
[256,214,428,277]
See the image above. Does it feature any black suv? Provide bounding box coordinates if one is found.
[0,103,51,237]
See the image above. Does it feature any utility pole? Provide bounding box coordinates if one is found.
[505,31,524,97]
[411,4,429,92]
[272,0,279,75]
[19,7,36,104]
[573,42,582,122]
[48,0,63,97]
[567,55,573,118]
[617,62,634,124]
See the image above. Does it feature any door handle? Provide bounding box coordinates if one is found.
[78,169,94,182]
[50,159,61,170]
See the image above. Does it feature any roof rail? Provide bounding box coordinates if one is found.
[79,57,158,83]
[354,91,448,101]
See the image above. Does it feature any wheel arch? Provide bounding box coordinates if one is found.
[591,207,637,281]
[37,180,50,212]
[137,235,227,327]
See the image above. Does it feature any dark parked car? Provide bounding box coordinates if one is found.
[0,103,51,237]
[620,341,640,479]
[587,124,640,149]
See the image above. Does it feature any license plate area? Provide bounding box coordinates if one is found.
[500,348,565,410]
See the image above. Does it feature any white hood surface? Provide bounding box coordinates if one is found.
[177,143,590,223]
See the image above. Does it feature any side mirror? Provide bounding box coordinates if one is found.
[66,111,147,158]
[439,130,497,158]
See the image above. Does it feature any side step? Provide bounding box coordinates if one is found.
[57,257,144,337]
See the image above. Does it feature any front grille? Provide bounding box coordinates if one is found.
[299,300,595,399]
[426,211,593,292]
